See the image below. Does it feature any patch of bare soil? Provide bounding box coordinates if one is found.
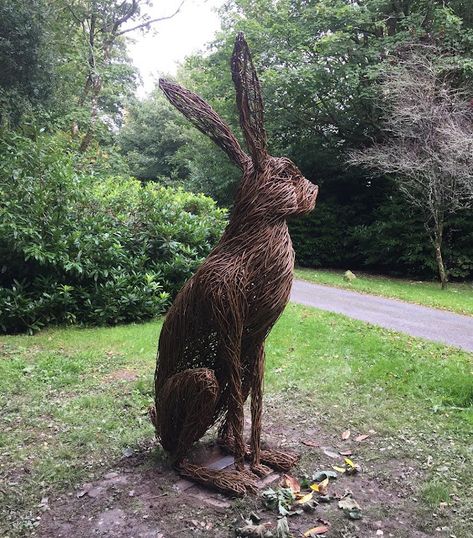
[35,399,447,538]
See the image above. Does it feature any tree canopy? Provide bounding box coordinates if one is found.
[2,0,473,303]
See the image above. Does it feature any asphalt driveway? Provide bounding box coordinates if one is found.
[290,279,473,352]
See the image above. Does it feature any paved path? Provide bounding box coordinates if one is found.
[290,279,473,352]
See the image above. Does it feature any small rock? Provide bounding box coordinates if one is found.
[104,471,119,480]
[344,270,356,282]
[87,487,103,498]
[123,447,134,458]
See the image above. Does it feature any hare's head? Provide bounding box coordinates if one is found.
[159,33,318,220]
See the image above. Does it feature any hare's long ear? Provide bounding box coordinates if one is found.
[231,32,267,167]
[159,79,248,170]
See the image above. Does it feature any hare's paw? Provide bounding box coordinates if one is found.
[260,449,299,472]
[179,462,258,497]
[250,462,272,478]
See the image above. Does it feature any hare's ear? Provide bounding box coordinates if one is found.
[231,32,267,168]
[159,79,248,170]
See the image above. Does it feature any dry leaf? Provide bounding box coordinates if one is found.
[355,434,369,442]
[236,520,273,538]
[279,474,300,493]
[276,517,291,538]
[312,470,337,482]
[303,526,329,536]
[302,440,319,448]
[338,495,361,511]
[341,430,351,440]
[343,457,360,474]
[332,466,346,473]
[296,492,314,504]
[339,449,353,456]
[318,477,329,496]
[322,447,339,459]
[338,494,362,519]
[310,477,329,496]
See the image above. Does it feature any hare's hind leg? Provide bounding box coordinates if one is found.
[154,368,219,463]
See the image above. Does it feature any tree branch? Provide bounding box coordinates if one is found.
[116,0,185,36]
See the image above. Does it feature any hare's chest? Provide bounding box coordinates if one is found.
[245,228,295,330]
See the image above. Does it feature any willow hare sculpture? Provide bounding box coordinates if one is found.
[150,33,319,496]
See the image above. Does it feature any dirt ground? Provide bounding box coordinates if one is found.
[33,399,456,538]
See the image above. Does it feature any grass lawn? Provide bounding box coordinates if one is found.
[1,305,472,536]
[295,267,473,316]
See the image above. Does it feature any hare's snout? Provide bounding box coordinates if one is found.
[295,179,318,215]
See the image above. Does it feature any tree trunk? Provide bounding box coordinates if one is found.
[433,225,448,289]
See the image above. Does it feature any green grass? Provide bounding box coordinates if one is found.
[1,306,472,535]
[294,267,473,316]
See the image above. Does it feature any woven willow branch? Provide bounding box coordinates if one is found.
[151,32,319,496]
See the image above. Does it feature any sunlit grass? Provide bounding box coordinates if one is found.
[1,305,472,535]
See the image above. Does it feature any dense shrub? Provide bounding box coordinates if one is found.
[0,132,227,333]
[290,178,473,280]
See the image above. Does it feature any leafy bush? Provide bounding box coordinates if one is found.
[0,132,227,333]
[290,175,473,281]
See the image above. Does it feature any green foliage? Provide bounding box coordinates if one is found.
[119,91,191,182]
[0,0,56,126]
[119,89,242,206]
[0,132,227,333]
[169,0,473,280]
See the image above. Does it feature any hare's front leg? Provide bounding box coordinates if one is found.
[220,325,247,470]
[248,343,299,473]
[248,344,272,477]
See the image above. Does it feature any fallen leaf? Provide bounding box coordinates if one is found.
[276,517,291,538]
[339,449,353,456]
[332,466,346,474]
[338,496,360,510]
[262,487,297,516]
[236,520,274,537]
[318,477,329,496]
[355,434,369,442]
[279,474,300,493]
[312,470,338,482]
[302,440,319,448]
[303,526,329,536]
[310,477,330,495]
[341,430,351,440]
[322,447,339,459]
[296,492,314,504]
[344,457,360,474]
[338,493,362,519]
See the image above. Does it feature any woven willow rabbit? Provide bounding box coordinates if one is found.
[150,33,318,496]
